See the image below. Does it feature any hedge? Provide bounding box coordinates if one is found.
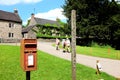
[37,34,70,39]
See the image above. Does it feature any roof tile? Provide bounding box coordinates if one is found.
[0,10,22,23]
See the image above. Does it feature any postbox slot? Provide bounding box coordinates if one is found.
[25,44,37,48]
[24,44,37,52]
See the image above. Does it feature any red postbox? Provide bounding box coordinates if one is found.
[20,39,37,71]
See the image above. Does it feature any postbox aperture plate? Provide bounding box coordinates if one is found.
[28,54,34,66]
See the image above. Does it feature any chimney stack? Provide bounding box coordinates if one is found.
[14,9,18,14]
[31,13,35,19]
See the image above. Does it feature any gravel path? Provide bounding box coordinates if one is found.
[37,41,120,78]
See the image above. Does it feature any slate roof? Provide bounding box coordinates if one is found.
[0,10,22,23]
[22,17,60,33]
[22,25,35,33]
[34,18,59,26]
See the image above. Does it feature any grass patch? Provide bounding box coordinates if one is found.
[0,45,116,80]
[77,42,120,60]
[53,43,120,60]
[76,46,120,60]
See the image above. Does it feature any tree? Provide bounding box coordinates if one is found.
[62,0,120,49]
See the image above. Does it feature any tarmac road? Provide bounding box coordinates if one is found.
[37,41,120,78]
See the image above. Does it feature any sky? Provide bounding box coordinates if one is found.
[0,0,67,25]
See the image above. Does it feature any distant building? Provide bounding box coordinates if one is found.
[0,9,22,42]
[22,13,60,39]
[22,25,37,39]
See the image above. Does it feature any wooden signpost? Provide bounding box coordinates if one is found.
[71,10,76,80]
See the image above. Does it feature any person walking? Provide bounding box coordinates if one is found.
[66,38,70,53]
[62,39,66,52]
[56,38,60,50]
[96,60,102,74]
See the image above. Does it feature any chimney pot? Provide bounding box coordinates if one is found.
[14,9,18,14]
[31,13,35,19]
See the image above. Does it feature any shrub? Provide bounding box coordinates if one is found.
[37,34,70,39]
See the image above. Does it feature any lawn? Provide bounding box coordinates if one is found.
[0,45,116,80]
[76,46,120,60]
[53,44,120,60]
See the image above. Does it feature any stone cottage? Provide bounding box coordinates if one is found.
[22,14,60,39]
[0,9,22,42]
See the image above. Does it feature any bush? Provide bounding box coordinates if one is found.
[37,34,70,39]
[91,41,112,49]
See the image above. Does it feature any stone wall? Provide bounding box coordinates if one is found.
[0,38,21,43]
[38,38,56,42]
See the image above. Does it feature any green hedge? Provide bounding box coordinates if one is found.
[37,34,70,39]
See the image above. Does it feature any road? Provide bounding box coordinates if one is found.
[37,41,120,78]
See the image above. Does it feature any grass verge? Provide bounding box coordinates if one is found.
[53,43,120,60]
[0,45,116,80]
[76,46,120,60]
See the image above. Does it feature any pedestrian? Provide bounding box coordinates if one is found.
[66,38,70,53]
[96,60,102,75]
[62,39,66,52]
[56,38,60,50]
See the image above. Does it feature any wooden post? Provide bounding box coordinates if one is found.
[96,64,100,75]
[116,51,119,59]
[108,48,110,55]
[116,77,120,80]
[26,71,30,80]
[118,51,120,59]
[71,10,76,80]
[90,47,92,55]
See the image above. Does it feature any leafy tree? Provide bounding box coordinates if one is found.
[56,18,71,36]
[62,0,120,49]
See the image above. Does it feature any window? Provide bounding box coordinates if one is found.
[9,23,11,28]
[11,33,14,37]
[8,33,14,38]
[8,33,11,37]
[9,23,14,28]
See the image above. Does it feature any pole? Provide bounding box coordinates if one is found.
[71,10,76,80]
[26,71,30,80]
